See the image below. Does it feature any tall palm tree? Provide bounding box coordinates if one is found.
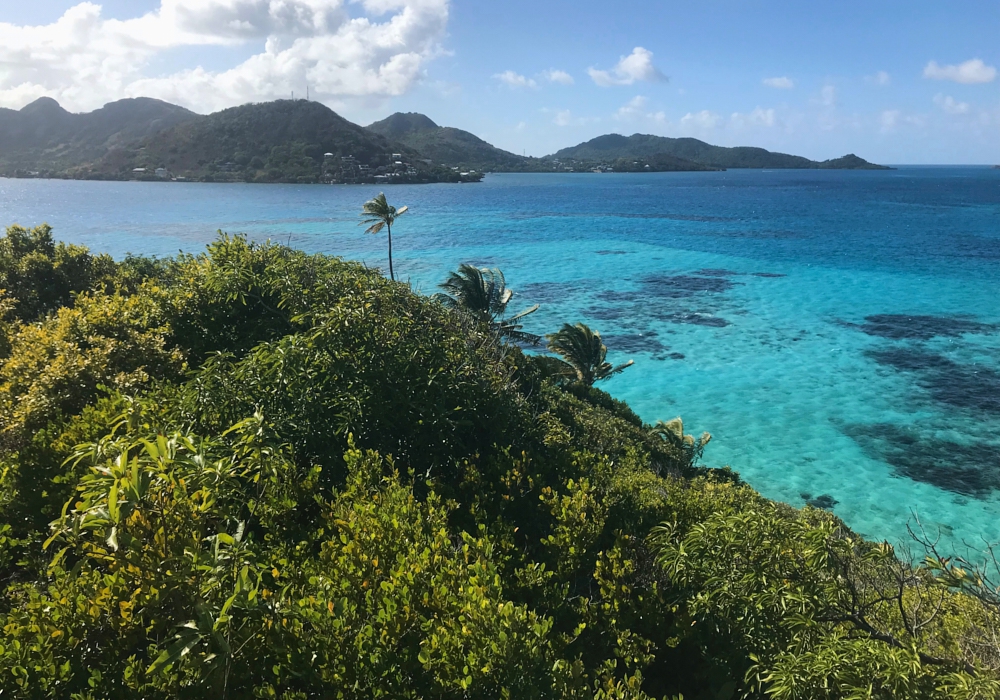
[435,264,541,344]
[360,193,408,281]
[545,322,633,386]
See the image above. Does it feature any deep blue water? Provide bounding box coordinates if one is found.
[3,169,1000,553]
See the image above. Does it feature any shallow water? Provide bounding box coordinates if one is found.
[3,169,1000,554]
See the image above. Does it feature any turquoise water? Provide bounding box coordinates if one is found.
[3,169,1000,553]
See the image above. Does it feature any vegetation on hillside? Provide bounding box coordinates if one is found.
[0,97,196,178]
[0,221,996,699]
[549,133,891,170]
[367,112,526,171]
[0,99,889,181]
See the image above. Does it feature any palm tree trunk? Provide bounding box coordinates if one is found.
[387,223,394,281]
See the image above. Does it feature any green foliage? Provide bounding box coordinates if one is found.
[360,192,408,280]
[652,498,999,698]
[0,289,183,452]
[547,322,634,386]
[649,418,712,470]
[0,224,117,323]
[0,225,994,699]
[435,264,541,344]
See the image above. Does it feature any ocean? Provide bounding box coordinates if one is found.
[2,168,999,554]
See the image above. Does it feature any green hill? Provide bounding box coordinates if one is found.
[0,100,477,184]
[90,100,456,183]
[0,224,993,698]
[367,112,526,170]
[549,133,890,169]
[0,99,890,180]
[0,97,197,176]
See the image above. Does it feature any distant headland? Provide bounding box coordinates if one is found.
[0,97,890,184]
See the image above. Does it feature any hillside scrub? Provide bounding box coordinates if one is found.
[0,224,997,699]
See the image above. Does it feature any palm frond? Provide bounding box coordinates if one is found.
[546,322,632,385]
[437,264,542,345]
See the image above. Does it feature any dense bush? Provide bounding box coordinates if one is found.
[0,226,997,699]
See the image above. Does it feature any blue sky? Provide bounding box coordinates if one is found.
[3,1,999,163]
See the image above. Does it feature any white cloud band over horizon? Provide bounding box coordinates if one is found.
[0,0,451,113]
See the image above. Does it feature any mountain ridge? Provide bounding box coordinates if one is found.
[0,98,890,180]
[549,132,890,170]
[366,112,526,170]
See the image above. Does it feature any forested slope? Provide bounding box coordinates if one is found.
[0,223,995,699]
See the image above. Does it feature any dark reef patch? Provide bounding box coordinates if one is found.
[669,352,686,360]
[800,493,839,510]
[596,250,629,256]
[640,274,737,298]
[602,331,672,359]
[846,423,1000,498]
[855,314,996,341]
[752,272,787,278]
[867,347,1000,415]
[657,312,730,328]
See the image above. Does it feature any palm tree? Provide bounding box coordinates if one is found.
[649,417,712,469]
[435,264,541,344]
[360,193,408,281]
[545,323,633,386]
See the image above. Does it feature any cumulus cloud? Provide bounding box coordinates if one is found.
[0,0,451,112]
[879,109,925,132]
[494,70,537,89]
[542,69,574,85]
[934,93,970,114]
[613,95,666,123]
[552,109,573,126]
[924,59,996,84]
[730,107,776,128]
[762,76,793,89]
[817,84,836,107]
[544,107,598,127]
[588,47,666,87]
[679,110,722,130]
[866,70,891,86]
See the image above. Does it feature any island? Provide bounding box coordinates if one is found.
[0,98,890,183]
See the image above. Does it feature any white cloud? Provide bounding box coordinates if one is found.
[494,70,537,89]
[820,84,836,107]
[730,107,776,128]
[866,70,891,86]
[613,95,668,124]
[0,0,451,112]
[544,107,598,127]
[615,95,647,119]
[679,110,722,130]
[879,109,925,132]
[553,109,573,126]
[762,76,793,89]
[542,69,574,85]
[934,93,970,114]
[924,59,996,84]
[588,47,666,87]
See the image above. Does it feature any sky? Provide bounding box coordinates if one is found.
[1,1,999,163]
